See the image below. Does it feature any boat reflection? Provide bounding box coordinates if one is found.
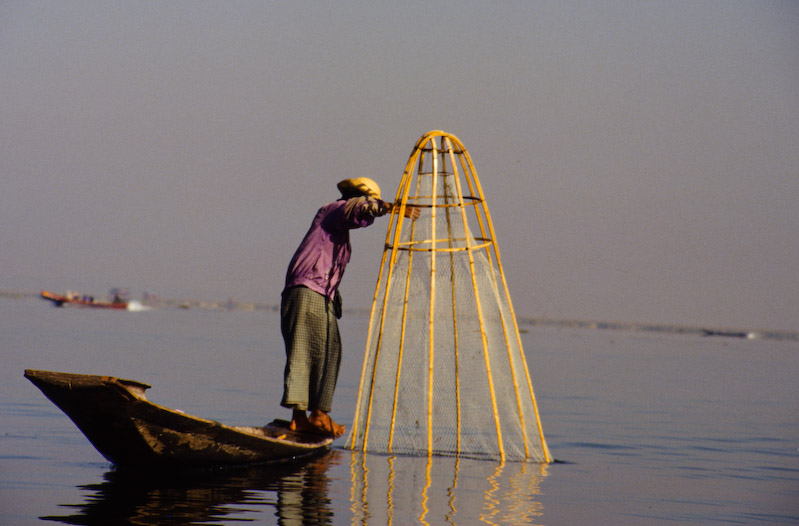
[41,450,547,525]
[349,453,547,526]
[40,450,340,525]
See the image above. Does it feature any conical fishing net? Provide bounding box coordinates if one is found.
[347,131,551,462]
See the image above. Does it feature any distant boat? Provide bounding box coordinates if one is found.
[24,369,332,469]
[40,290,128,310]
[701,328,749,339]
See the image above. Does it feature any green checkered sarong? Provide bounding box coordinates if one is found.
[280,286,342,412]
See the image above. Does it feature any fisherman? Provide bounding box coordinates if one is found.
[280,177,419,438]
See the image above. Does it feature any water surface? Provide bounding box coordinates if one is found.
[2,297,797,524]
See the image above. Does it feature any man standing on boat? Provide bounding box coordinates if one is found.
[280,177,419,438]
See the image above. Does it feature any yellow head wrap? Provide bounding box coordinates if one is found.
[337,177,381,200]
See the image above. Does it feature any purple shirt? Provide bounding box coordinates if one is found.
[284,197,387,299]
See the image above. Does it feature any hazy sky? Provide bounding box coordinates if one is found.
[2,1,797,331]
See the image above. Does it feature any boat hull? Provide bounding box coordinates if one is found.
[40,290,128,309]
[24,370,332,469]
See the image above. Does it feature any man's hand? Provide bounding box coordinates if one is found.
[404,205,421,220]
[385,202,421,220]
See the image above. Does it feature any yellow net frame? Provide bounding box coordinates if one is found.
[348,131,551,462]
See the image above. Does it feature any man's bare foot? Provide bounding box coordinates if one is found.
[289,409,316,434]
[308,409,346,438]
[289,409,345,438]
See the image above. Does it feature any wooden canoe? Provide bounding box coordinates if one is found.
[24,369,332,469]
[40,290,129,310]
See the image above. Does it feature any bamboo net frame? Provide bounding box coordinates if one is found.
[347,131,551,462]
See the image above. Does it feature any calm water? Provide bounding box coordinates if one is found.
[1,297,797,525]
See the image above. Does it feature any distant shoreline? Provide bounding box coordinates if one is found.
[3,289,796,342]
[516,317,798,342]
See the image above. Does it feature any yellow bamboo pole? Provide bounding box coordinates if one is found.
[349,206,394,451]
[462,146,551,462]
[445,135,506,461]
[441,157,462,453]
[441,134,549,461]
[387,156,423,452]
[426,136,439,457]
[454,146,531,460]
[352,144,419,451]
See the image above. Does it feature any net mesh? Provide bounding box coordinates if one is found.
[347,131,550,462]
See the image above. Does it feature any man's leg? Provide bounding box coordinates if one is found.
[305,299,343,437]
[281,287,345,438]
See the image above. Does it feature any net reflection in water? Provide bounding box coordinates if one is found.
[349,451,547,526]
